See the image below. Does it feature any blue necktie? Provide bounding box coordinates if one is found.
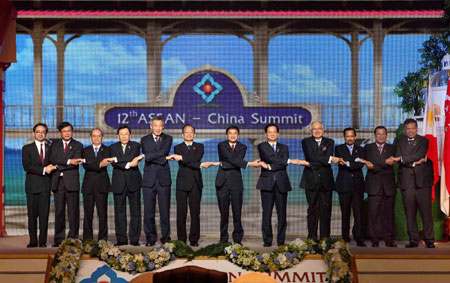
[272,143,276,153]
[94,147,98,157]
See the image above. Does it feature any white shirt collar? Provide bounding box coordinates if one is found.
[34,140,45,148]
[268,141,277,147]
[229,142,237,147]
[185,142,193,146]
[93,144,101,150]
[315,138,322,142]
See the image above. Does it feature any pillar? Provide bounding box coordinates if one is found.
[56,27,65,125]
[144,21,162,104]
[253,21,270,104]
[372,20,385,128]
[31,21,44,125]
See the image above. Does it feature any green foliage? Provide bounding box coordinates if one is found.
[419,31,450,72]
[393,71,427,115]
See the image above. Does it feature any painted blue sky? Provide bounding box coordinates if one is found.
[5,33,429,107]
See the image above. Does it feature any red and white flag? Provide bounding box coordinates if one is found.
[441,77,450,216]
[423,74,440,202]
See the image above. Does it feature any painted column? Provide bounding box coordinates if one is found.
[372,20,385,128]
[31,20,44,125]
[144,21,162,104]
[56,26,65,125]
[350,30,360,129]
[253,21,270,104]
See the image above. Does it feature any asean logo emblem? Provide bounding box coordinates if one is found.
[193,73,223,107]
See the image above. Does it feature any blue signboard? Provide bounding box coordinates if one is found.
[104,70,312,130]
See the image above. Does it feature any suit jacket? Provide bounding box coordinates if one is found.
[300,136,335,191]
[256,141,292,193]
[141,133,173,188]
[395,135,434,190]
[49,139,83,192]
[363,142,396,196]
[22,141,52,194]
[215,141,248,190]
[110,141,142,193]
[81,144,111,194]
[334,144,364,193]
[174,142,204,191]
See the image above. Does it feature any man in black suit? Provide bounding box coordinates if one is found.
[256,123,295,247]
[22,123,56,247]
[300,121,340,240]
[361,126,397,247]
[335,128,366,247]
[168,124,212,246]
[81,128,112,241]
[394,118,435,248]
[49,121,84,246]
[139,116,173,246]
[108,125,143,246]
[216,125,260,244]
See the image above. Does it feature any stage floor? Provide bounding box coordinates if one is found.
[0,234,449,255]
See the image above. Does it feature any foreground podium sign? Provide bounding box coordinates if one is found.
[75,256,328,283]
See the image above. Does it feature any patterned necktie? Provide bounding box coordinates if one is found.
[317,140,321,148]
[64,142,67,153]
[94,147,98,157]
[378,144,383,155]
[122,144,126,154]
[231,144,235,152]
[187,145,192,150]
[408,139,414,145]
[40,143,44,165]
[349,145,353,155]
[155,136,160,143]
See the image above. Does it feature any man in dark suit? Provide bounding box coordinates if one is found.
[168,124,207,246]
[256,123,293,247]
[361,125,397,247]
[300,121,340,240]
[394,118,435,248]
[81,128,112,241]
[216,125,260,244]
[335,128,366,247]
[139,116,173,246]
[49,121,84,246]
[108,125,143,246]
[22,123,56,248]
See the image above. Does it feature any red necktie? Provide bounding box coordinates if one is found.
[64,142,67,153]
[40,143,44,165]
[378,144,383,155]
[231,144,235,152]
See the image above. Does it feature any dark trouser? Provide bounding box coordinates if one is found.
[54,178,80,243]
[143,180,171,243]
[216,186,243,243]
[82,188,108,241]
[114,187,141,244]
[305,183,332,240]
[401,186,434,244]
[176,183,202,244]
[26,190,50,245]
[368,185,396,244]
[338,183,364,242]
[260,184,288,245]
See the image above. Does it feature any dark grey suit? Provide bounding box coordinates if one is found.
[256,141,292,246]
[395,135,434,244]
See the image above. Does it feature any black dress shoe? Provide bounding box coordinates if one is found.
[115,242,127,246]
[38,243,47,248]
[190,242,199,247]
[145,242,155,247]
[356,241,367,247]
[27,243,37,248]
[130,242,140,246]
[385,241,397,248]
[405,242,418,248]
[52,242,61,248]
[371,242,379,247]
[425,242,435,248]
[263,243,272,247]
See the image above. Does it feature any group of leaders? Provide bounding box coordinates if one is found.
[22,116,435,249]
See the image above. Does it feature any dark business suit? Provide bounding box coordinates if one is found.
[22,141,52,246]
[395,135,434,244]
[49,139,83,243]
[335,143,365,243]
[216,141,248,243]
[81,144,111,241]
[300,136,335,240]
[110,141,142,244]
[141,133,173,244]
[363,142,397,244]
[174,142,204,244]
[256,141,292,246]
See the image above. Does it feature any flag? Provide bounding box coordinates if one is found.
[423,73,440,201]
[441,77,450,216]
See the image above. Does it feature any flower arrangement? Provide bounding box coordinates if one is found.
[224,237,352,283]
[48,239,83,283]
[50,237,352,283]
